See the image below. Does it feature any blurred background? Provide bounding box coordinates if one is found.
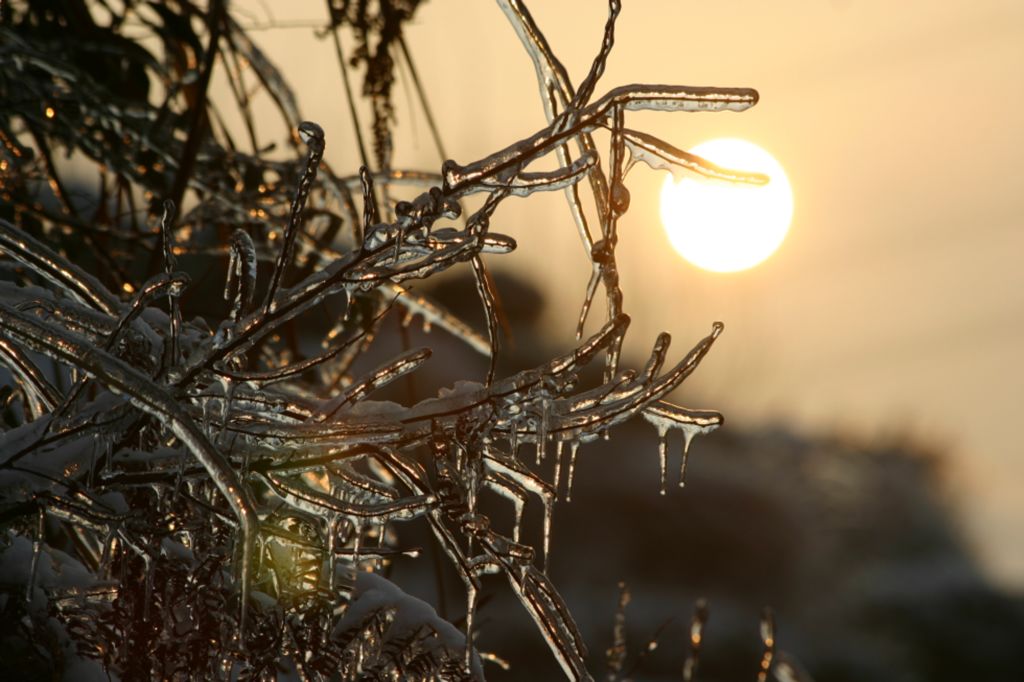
[225,0,1024,678]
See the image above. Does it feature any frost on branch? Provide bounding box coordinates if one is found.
[0,1,774,679]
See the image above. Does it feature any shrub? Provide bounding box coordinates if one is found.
[0,1,787,679]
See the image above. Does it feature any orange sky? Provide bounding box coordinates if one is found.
[235,1,1024,588]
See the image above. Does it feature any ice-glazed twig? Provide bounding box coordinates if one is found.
[360,165,379,242]
[260,471,434,521]
[0,218,121,316]
[0,303,258,633]
[621,128,769,184]
[315,347,432,421]
[443,84,758,194]
[224,14,303,134]
[562,0,621,117]
[211,327,360,384]
[262,121,325,314]
[496,0,608,243]
[225,228,258,324]
[476,150,598,196]
[110,272,190,351]
[471,255,501,385]
[45,270,189,430]
[512,562,591,681]
[0,335,61,417]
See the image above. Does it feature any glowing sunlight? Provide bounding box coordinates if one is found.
[660,138,793,273]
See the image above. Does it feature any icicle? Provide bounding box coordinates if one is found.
[644,403,721,490]
[466,455,479,515]
[679,425,698,488]
[384,282,490,356]
[536,398,550,466]
[352,521,362,570]
[464,580,478,675]
[99,532,117,579]
[565,442,580,502]
[90,432,102,489]
[553,441,564,499]
[26,507,44,601]
[143,554,154,621]
[160,201,182,365]
[542,495,553,575]
[510,421,519,458]
[326,517,339,593]
[372,518,386,572]
[656,423,669,495]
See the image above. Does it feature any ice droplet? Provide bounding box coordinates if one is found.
[610,181,630,214]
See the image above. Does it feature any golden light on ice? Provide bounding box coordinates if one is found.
[660,138,793,273]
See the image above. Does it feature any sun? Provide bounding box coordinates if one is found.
[660,138,793,273]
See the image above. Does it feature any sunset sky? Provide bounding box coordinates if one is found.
[237,0,1024,588]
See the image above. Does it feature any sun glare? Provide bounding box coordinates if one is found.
[660,138,793,273]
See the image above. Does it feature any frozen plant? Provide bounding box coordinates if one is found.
[0,1,792,679]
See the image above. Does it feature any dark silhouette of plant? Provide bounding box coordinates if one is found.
[0,1,800,679]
